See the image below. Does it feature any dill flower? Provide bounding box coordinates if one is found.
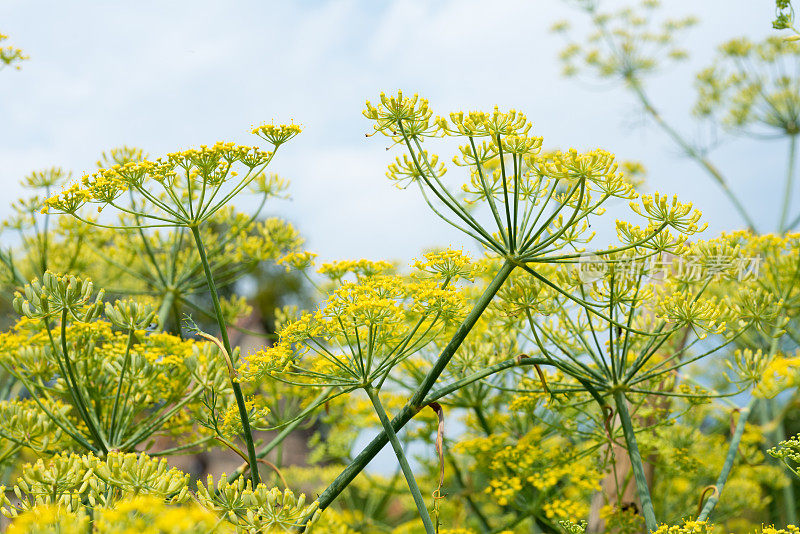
[630,192,706,235]
[252,122,302,147]
[13,271,104,321]
[1,452,191,518]
[651,520,715,534]
[0,33,28,71]
[42,131,293,227]
[366,92,694,262]
[6,504,88,534]
[695,36,800,135]
[195,475,320,532]
[95,496,228,534]
[241,262,466,389]
[553,1,695,83]
[364,91,436,138]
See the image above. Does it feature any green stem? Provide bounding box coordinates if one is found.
[407,260,515,407]
[630,81,757,232]
[306,261,515,524]
[780,134,798,233]
[57,309,108,452]
[156,290,177,333]
[473,405,493,436]
[612,390,656,531]
[775,413,799,525]
[697,397,754,521]
[149,436,214,456]
[366,387,435,534]
[109,329,135,444]
[189,224,260,487]
[0,248,27,287]
[118,384,204,450]
[699,310,793,522]
[229,387,334,483]
[446,446,492,532]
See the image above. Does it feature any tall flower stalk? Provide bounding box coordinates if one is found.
[42,123,301,486]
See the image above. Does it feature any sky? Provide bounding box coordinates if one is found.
[0,0,787,266]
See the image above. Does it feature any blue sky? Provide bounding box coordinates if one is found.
[0,0,784,264]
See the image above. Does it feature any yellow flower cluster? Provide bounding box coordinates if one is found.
[94,496,227,534]
[0,312,224,450]
[413,249,479,282]
[251,122,303,146]
[43,142,272,216]
[0,399,72,454]
[196,474,320,532]
[0,452,190,517]
[6,504,89,534]
[652,291,726,339]
[0,32,28,71]
[278,250,318,271]
[542,498,588,521]
[229,217,303,263]
[630,192,706,235]
[455,428,600,509]
[3,457,328,534]
[242,261,465,387]
[755,352,800,397]
[554,0,695,82]
[695,36,800,134]
[217,396,271,439]
[443,108,533,138]
[318,259,396,281]
[652,520,715,534]
[40,122,298,228]
[364,91,435,138]
[759,526,800,534]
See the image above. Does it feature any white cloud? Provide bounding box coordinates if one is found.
[0,0,782,261]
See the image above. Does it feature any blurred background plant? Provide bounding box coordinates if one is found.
[550,0,800,530]
[0,33,26,72]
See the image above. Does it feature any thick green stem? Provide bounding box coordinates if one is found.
[408,260,515,407]
[473,405,493,436]
[156,290,177,333]
[367,387,435,534]
[612,390,656,531]
[698,397,754,521]
[305,261,515,524]
[780,134,798,233]
[190,225,260,487]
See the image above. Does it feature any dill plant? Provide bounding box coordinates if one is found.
[0,33,26,72]
[41,126,302,488]
[0,90,794,534]
[551,1,800,529]
[0,12,799,534]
